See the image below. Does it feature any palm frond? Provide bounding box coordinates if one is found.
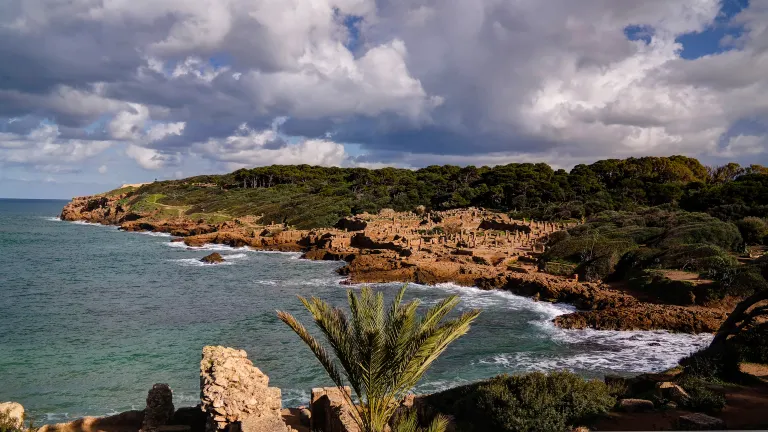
[278,285,479,432]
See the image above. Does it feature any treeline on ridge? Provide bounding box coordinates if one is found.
[134,156,768,229]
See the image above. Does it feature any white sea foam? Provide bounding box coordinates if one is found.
[253,279,280,285]
[164,242,252,252]
[415,378,472,394]
[136,231,172,237]
[481,329,711,374]
[371,281,710,374]
[171,258,235,267]
[43,216,62,222]
[226,253,248,260]
[253,250,303,258]
[281,388,311,407]
[70,220,119,229]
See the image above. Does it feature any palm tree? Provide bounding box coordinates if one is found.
[277,285,480,432]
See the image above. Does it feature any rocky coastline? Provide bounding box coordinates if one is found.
[59,193,729,333]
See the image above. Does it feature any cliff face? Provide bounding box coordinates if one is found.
[59,194,729,333]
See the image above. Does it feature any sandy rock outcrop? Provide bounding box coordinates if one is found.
[60,195,128,225]
[200,346,293,432]
[0,402,24,429]
[554,305,727,332]
[59,193,731,334]
[37,411,145,432]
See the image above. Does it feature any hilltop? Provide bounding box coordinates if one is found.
[68,156,768,230]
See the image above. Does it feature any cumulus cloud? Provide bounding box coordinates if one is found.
[193,121,348,169]
[717,134,768,158]
[1,0,768,191]
[0,123,113,172]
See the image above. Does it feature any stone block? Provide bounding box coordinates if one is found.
[677,413,725,430]
[141,384,175,432]
[618,398,655,413]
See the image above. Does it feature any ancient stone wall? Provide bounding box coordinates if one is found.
[200,346,293,432]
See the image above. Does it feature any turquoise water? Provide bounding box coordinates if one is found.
[0,199,712,424]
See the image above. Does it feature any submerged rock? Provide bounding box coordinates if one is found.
[200,253,224,264]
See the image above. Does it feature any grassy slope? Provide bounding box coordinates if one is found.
[105,182,355,229]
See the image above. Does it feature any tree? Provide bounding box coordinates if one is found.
[736,217,768,245]
[277,285,480,432]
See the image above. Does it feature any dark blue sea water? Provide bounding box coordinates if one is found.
[0,199,712,424]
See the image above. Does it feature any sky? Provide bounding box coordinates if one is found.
[1,0,767,198]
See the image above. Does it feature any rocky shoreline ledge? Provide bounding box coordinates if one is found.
[60,193,728,333]
[8,346,765,432]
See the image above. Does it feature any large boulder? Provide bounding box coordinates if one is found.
[141,384,175,432]
[618,398,655,413]
[657,382,691,404]
[0,402,24,429]
[200,253,224,264]
[200,346,289,432]
[677,413,725,430]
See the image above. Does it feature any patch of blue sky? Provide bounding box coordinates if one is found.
[623,0,749,59]
[676,0,748,59]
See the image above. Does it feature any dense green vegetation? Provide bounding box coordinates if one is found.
[422,371,615,432]
[119,157,768,230]
[542,208,743,282]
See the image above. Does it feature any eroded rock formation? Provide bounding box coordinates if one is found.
[200,346,293,432]
[0,402,24,429]
[60,193,732,333]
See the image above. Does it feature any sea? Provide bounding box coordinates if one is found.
[0,199,713,424]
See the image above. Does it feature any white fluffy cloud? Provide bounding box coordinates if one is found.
[194,122,348,168]
[1,0,768,189]
[0,123,113,172]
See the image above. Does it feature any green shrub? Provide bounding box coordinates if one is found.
[655,244,738,272]
[423,372,615,432]
[541,261,578,277]
[628,271,696,305]
[678,376,727,414]
[658,221,742,251]
[736,217,768,245]
[704,265,768,300]
[731,322,768,364]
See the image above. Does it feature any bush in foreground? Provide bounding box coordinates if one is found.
[423,371,615,432]
[731,322,768,364]
[677,376,727,414]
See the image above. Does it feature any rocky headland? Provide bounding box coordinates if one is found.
[60,193,729,333]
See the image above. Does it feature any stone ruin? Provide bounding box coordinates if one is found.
[18,346,425,432]
[200,346,293,432]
